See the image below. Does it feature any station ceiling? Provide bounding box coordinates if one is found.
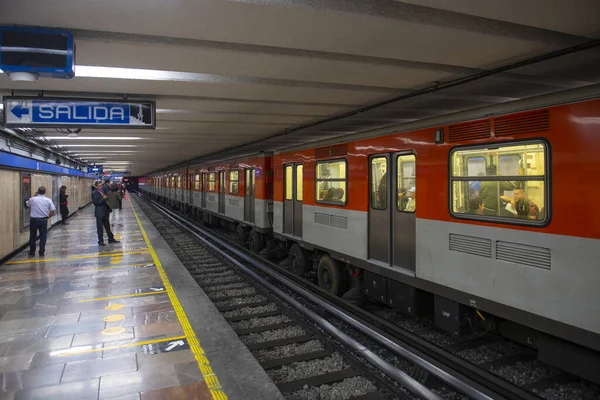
[1,0,599,175]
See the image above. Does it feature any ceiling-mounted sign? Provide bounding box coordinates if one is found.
[3,97,155,129]
[87,165,103,174]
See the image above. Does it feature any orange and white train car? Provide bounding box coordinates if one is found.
[146,153,273,252]
[273,96,600,366]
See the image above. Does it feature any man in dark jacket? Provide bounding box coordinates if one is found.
[101,178,111,195]
[92,180,119,246]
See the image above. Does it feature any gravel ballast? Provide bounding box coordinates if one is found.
[537,381,600,400]
[214,295,266,308]
[241,326,306,345]
[232,315,292,330]
[221,303,278,318]
[490,359,560,386]
[268,353,348,383]
[209,287,257,299]
[286,376,378,400]
[252,340,325,362]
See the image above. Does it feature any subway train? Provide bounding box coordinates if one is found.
[140,93,600,377]
[0,152,96,261]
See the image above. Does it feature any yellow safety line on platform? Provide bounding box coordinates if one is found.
[77,290,167,303]
[6,250,149,264]
[56,335,186,357]
[128,196,228,400]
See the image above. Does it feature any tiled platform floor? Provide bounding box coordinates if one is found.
[0,194,282,400]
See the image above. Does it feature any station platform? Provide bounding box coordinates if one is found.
[0,195,283,400]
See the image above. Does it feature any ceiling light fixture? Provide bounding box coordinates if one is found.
[59,144,137,147]
[45,136,144,140]
[76,65,216,83]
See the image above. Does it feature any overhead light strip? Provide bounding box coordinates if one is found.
[60,144,137,147]
[45,136,144,140]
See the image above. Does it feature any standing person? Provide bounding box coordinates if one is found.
[102,178,111,195]
[26,186,56,257]
[92,181,119,246]
[117,181,124,210]
[59,185,70,225]
[404,187,416,212]
[106,183,122,224]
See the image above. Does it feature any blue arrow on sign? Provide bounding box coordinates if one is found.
[11,104,30,119]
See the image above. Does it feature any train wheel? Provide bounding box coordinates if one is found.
[249,230,265,254]
[288,244,310,277]
[317,255,347,296]
[235,225,248,246]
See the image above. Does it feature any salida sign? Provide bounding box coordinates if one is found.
[3,97,155,129]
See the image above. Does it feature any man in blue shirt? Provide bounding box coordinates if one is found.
[26,186,56,257]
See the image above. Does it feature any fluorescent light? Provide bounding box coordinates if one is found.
[73,151,138,154]
[157,108,193,114]
[45,136,144,140]
[76,65,218,83]
[59,144,137,147]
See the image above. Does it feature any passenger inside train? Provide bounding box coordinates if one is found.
[451,142,546,222]
[317,161,346,204]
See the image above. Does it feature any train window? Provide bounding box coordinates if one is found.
[296,165,303,201]
[315,159,347,205]
[285,165,293,200]
[370,157,387,210]
[229,171,239,194]
[467,157,486,177]
[450,141,548,225]
[397,155,416,212]
[194,174,200,190]
[177,176,181,189]
[208,173,216,192]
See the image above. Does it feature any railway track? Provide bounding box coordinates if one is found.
[136,192,600,400]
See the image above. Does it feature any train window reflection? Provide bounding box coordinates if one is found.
[371,157,387,210]
[296,165,303,201]
[450,141,547,225]
[316,159,346,205]
[208,173,216,192]
[397,155,416,212]
[285,165,293,200]
[229,170,239,195]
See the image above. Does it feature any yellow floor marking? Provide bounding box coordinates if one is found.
[56,335,187,357]
[6,250,149,264]
[128,196,228,399]
[105,303,125,311]
[78,290,166,303]
[101,326,126,335]
[104,314,125,322]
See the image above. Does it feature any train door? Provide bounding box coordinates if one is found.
[244,169,255,223]
[368,153,416,272]
[218,171,226,213]
[201,173,207,208]
[283,163,303,237]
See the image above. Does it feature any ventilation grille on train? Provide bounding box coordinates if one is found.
[494,109,550,137]
[315,143,349,159]
[496,241,551,270]
[448,120,491,142]
[315,213,329,225]
[449,233,492,258]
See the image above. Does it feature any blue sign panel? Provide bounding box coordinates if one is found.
[0,150,86,177]
[0,26,75,79]
[88,165,103,174]
[4,97,155,129]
